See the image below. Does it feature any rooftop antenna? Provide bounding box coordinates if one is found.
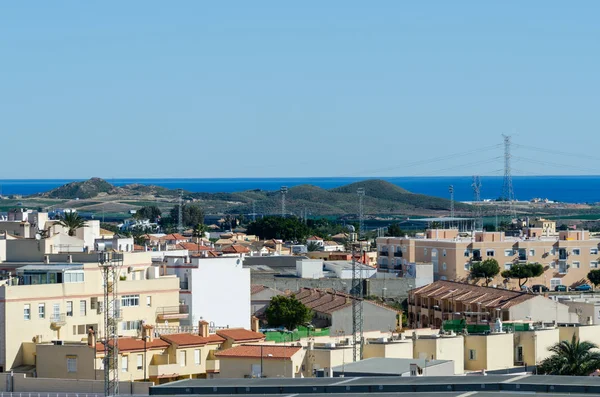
[449,185,455,219]
[472,176,482,231]
[351,241,365,361]
[98,252,124,397]
[502,134,516,219]
[280,186,288,218]
[357,188,365,239]
[177,189,184,234]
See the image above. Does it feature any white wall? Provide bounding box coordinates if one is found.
[510,295,576,323]
[188,257,250,329]
[296,259,323,279]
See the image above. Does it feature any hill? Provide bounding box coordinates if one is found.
[32,178,470,216]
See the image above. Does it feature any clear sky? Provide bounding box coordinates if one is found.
[2,1,599,179]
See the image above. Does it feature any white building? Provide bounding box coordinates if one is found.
[323,261,377,279]
[166,256,250,329]
[296,259,324,279]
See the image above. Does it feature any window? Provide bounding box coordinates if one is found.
[464,250,470,257]
[121,356,128,372]
[121,320,141,331]
[442,249,447,257]
[194,349,201,365]
[136,354,143,371]
[53,303,60,320]
[67,357,77,373]
[440,276,447,280]
[80,300,86,316]
[529,249,535,257]
[442,263,447,271]
[504,263,512,270]
[424,248,428,255]
[38,304,45,319]
[591,248,599,255]
[573,249,581,256]
[90,297,98,310]
[486,250,495,257]
[464,263,470,271]
[469,349,477,360]
[66,301,73,317]
[121,295,139,307]
[504,249,514,257]
[64,272,84,283]
[550,278,562,289]
[146,296,152,307]
[573,261,580,269]
[24,304,31,320]
[592,262,599,269]
[179,351,186,367]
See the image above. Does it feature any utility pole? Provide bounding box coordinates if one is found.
[252,200,256,222]
[357,188,365,239]
[177,189,184,234]
[351,241,364,361]
[449,185,455,219]
[280,186,288,218]
[471,176,482,231]
[502,135,516,219]
[98,252,123,397]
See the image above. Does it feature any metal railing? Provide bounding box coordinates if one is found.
[49,313,66,324]
[156,305,189,317]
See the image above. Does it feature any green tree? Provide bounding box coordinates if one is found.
[58,212,87,236]
[307,242,321,252]
[192,223,207,240]
[386,223,404,237]
[246,216,311,241]
[588,269,600,288]
[538,335,600,375]
[265,295,313,331]
[483,223,497,232]
[136,205,162,221]
[170,204,205,228]
[501,262,544,288]
[470,259,500,287]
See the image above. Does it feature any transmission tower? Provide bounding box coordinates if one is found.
[177,189,184,234]
[448,185,455,218]
[472,176,482,231]
[98,252,123,397]
[357,188,365,239]
[280,186,288,218]
[251,200,256,222]
[502,135,516,218]
[351,241,364,361]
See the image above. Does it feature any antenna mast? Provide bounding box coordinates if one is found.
[177,189,184,234]
[502,135,516,219]
[252,200,256,222]
[351,242,364,361]
[449,185,455,219]
[472,176,482,231]
[357,188,365,239]
[98,252,123,397]
[280,186,288,218]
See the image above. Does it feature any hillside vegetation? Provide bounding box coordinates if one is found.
[32,178,470,216]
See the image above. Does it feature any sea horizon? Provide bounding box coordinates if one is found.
[0,175,599,204]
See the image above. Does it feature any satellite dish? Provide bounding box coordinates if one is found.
[35,233,41,241]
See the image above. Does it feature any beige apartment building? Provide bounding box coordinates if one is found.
[378,228,600,289]
[0,253,184,371]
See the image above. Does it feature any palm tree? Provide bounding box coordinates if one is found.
[57,212,87,237]
[538,335,600,376]
[192,223,207,242]
[307,242,321,252]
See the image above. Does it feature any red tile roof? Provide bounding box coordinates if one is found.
[294,288,398,314]
[215,344,301,359]
[251,285,267,295]
[307,236,323,240]
[216,328,265,341]
[222,244,250,254]
[160,333,225,347]
[177,242,214,251]
[161,233,187,241]
[95,337,170,353]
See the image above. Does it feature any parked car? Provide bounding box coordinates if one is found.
[554,285,569,292]
[532,284,549,293]
[574,284,592,292]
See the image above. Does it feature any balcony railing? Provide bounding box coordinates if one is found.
[148,363,180,378]
[380,250,389,256]
[394,251,402,257]
[50,313,67,327]
[156,305,189,320]
[179,281,189,290]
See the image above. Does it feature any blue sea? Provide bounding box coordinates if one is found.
[0,176,598,204]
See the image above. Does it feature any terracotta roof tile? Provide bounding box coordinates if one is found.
[215,344,301,359]
[177,242,214,251]
[161,233,187,241]
[222,244,250,254]
[95,337,170,353]
[293,288,398,315]
[251,285,267,295]
[161,333,225,347]
[216,328,265,341]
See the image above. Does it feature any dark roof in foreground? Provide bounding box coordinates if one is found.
[150,374,600,395]
[149,394,600,397]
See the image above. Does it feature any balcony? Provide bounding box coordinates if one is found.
[179,281,189,290]
[379,250,389,256]
[206,359,220,373]
[50,313,67,327]
[394,251,403,257]
[558,260,568,275]
[148,363,180,378]
[156,305,189,321]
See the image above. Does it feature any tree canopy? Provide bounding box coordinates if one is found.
[501,262,544,288]
[136,205,162,221]
[246,216,311,241]
[470,259,500,286]
[588,269,600,287]
[58,212,87,236]
[265,295,313,331]
[169,204,205,228]
[386,223,404,237]
[538,335,600,375]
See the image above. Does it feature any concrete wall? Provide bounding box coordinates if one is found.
[217,354,304,378]
[560,324,600,346]
[251,288,284,317]
[0,239,5,262]
[309,347,352,375]
[413,336,464,375]
[464,333,514,372]
[509,295,575,323]
[562,301,600,325]
[330,303,396,336]
[36,343,96,379]
[515,328,559,366]
[0,373,150,394]
[422,360,456,376]
[363,341,412,359]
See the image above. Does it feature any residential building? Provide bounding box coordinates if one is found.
[558,324,600,346]
[378,229,600,289]
[215,328,265,350]
[215,344,305,378]
[412,334,464,375]
[322,241,344,252]
[167,256,250,329]
[464,332,514,372]
[306,236,324,249]
[317,357,455,377]
[408,280,575,329]
[362,337,413,360]
[556,296,600,325]
[250,285,284,317]
[294,288,399,335]
[159,331,225,380]
[0,255,183,371]
[513,327,559,366]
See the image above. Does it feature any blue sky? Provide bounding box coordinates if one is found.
[2,1,599,178]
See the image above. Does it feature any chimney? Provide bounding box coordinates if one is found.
[251,316,260,333]
[87,327,96,347]
[199,320,209,338]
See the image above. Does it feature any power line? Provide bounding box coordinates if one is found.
[513,143,599,162]
[513,156,600,174]
[502,134,516,218]
[449,185,455,218]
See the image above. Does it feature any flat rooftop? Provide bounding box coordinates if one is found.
[329,357,449,375]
